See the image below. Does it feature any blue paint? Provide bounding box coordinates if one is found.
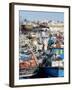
[19,54,32,60]
[60,54,64,59]
[43,67,64,77]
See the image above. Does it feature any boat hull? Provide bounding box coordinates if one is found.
[39,67,64,77]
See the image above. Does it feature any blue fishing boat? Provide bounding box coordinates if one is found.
[42,67,64,77]
[40,48,64,77]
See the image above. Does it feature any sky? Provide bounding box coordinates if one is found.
[19,10,64,22]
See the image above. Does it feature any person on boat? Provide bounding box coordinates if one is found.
[48,34,54,48]
[55,40,61,48]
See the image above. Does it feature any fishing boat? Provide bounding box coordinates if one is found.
[19,50,39,79]
[39,48,64,77]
